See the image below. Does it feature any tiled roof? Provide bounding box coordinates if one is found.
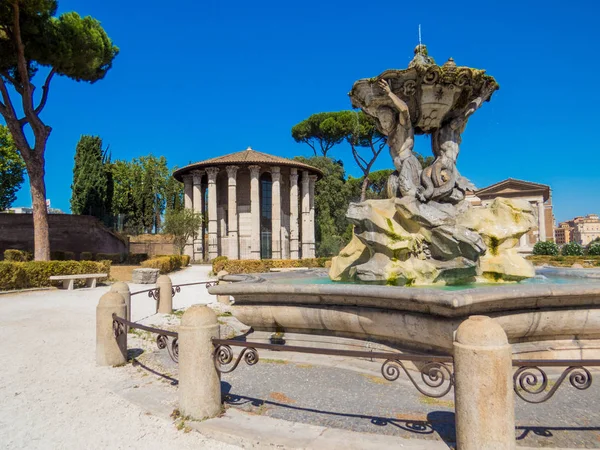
[173,147,323,181]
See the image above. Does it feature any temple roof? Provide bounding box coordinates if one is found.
[476,178,551,202]
[173,147,323,182]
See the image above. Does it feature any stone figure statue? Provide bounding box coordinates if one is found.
[332,45,536,286]
[377,79,423,200]
[420,82,496,203]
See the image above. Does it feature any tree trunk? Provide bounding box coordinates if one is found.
[360,176,370,202]
[27,157,51,261]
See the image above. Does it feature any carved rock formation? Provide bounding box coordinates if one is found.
[329,198,536,286]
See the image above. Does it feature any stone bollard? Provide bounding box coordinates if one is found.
[179,305,221,419]
[453,315,515,450]
[96,292,127,366]
[157,275,173,314]
[111,282,131,322]
[216,270,231,305]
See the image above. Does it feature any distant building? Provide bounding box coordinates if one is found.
[554,222,572,245]
[2,205,65,214]
[466,178,555,253]
[173,147,322,262]
[556,214,600,246]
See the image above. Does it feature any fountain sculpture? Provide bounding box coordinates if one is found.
[210,44,600,359]
[330,45,537,286]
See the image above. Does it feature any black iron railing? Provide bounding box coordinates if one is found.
[129,280,218,301]
[113,314,179,363]
[212,338,455,398]
[112,312,600,403]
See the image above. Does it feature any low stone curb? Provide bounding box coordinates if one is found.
[190,408,576,450]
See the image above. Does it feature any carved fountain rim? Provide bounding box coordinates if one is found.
[210,271,600,318]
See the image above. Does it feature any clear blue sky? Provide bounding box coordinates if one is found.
[10,0,600,223]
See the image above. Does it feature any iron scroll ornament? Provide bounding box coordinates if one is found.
[157,334,179,363]
[513,365,592,403]
[213,345,259,374]
[381,359,454,398]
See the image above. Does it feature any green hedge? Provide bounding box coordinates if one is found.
[141,254,189,274]
[212,257,330,274]
[80,251,94,261]
[96,253,125,264]
[526,255,600,267]
[50,250,76,261]
[125,253,149,265]
[3,249,32,262]
[0,260,111,291]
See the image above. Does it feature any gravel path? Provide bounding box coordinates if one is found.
[0,265,240,450]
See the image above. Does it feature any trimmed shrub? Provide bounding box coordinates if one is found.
[80,252,94,261]
[213,258,330,275]
[587,243,600,256]
[50,251,76,261]
[0,262,27,290]
[211,256,228,273]
[561,242,584,256]
[181,255,191,267]
[141,255,187,274]
[4,249,32,262]
[0,260,111,291]
[125,253,148,265]
[97,253,124,264]
[532,241,559,256]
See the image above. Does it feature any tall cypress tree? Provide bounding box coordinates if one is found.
[70,135,110,220]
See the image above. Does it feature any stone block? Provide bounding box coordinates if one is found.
[132,268,160,284]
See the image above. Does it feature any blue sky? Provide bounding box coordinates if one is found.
[9,0,600,223]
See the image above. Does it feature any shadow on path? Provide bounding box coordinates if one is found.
[222,382,457,446]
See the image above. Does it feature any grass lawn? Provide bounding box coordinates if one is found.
[110,265,139,282]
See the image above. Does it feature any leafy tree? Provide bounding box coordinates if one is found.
[163,208,203,255]
[70,135,111,220]
[293,156,351,256]
[0,124,24,210]
[561,241,584,256]
[136,155,168,233]
[587,242,600,256]
[0,1,118,260]
[164,168,184,212]
[291,112,347,157]
[347,169,394,203]
[532,240,559,256]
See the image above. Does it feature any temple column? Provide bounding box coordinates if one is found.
[301,171,310,257]
[271,166,281,260]
[249,165,261,260]
[182,174,194,258]
[308,175,317,258]
[289,168,299,260]
[226,165,239,259]
[537,199,546,242]
[192,170,204,262]
[519,234,528,249]
[206,167,220,260]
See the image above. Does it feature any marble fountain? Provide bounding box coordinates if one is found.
[210,46,600,358]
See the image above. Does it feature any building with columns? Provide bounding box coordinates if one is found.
[465,178,555,253]
[172,147,322,261]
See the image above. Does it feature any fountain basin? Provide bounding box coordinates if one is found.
[209,268,600,356]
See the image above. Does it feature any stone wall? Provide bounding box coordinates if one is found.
[0,214,127,258]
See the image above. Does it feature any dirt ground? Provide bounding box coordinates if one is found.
[110,265,139,282]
